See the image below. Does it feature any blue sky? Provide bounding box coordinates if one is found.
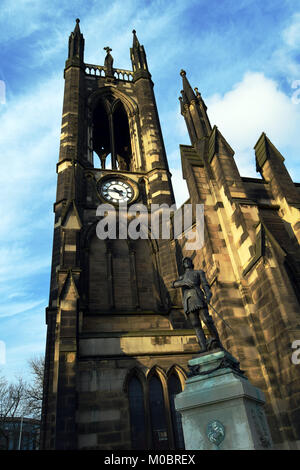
[0,0,300,384]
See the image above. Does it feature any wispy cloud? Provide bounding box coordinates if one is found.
[0,75,61,240]
[266,11,300,83]
[282,12,300,48]
[0,248,50,283]
[0,299,45,319]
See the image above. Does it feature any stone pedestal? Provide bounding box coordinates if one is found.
[175,349,273,450]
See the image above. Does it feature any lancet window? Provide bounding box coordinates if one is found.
[126,367,185,450]
[91,98,132,171]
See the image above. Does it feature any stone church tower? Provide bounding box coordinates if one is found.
[41,20,198,451]
[41,20,300,450]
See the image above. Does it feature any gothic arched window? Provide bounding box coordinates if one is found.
[128,375,147,450]
[168,373,185,450]
[149,374,169,450]
[92,100,111,168]
[126,367,186,450]
[113,101,132,171]
[91,97,132,171]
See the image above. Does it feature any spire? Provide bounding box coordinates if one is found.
[130,30,151,80]
[74,18,81,34]
[254,132,299,206]
[254,132,284,173]
[179,69,212,141]
[67,18,84,63]
[180,70,196,103]
[132,29,140,48]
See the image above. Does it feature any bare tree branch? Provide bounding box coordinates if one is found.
[0,375,28,450]
[23,355,44,419]
[0,357,44,449]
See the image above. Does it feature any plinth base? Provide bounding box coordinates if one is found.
[175,349,273,450]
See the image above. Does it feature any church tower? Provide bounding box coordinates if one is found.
[41,20,198,450]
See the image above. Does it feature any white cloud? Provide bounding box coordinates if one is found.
[170,167,189,208]
[206,72,300,177]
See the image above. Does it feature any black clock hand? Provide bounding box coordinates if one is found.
[110,187,125,196]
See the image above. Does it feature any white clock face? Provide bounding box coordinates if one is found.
[100,179,135,204]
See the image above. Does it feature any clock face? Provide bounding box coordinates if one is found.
[99,178,135,204]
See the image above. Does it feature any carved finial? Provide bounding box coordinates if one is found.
[104,46,112,54]
[132,29,140,48]
[180,89,188,105]
[180,70,196,103]
[73,18,81,34]
[194,87,201,98]
[179,95,185,112]
[69,18,84,60]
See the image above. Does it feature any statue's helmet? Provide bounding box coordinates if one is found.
[182,257,194,269]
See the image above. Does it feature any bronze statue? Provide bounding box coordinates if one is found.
[172,257,223,353]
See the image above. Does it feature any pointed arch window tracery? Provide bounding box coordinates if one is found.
[126,366,185,450]
[148,373,169,450]
[90,95,133,171]
[128,374,147,450]
[167,370,185,450]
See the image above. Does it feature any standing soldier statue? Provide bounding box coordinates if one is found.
[172,257,223,353]
[104,46,114,77]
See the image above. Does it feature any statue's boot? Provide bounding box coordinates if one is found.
[207,322,223,350]
[195,327,207,353]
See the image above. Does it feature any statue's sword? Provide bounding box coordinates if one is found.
[206,301,234,332]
